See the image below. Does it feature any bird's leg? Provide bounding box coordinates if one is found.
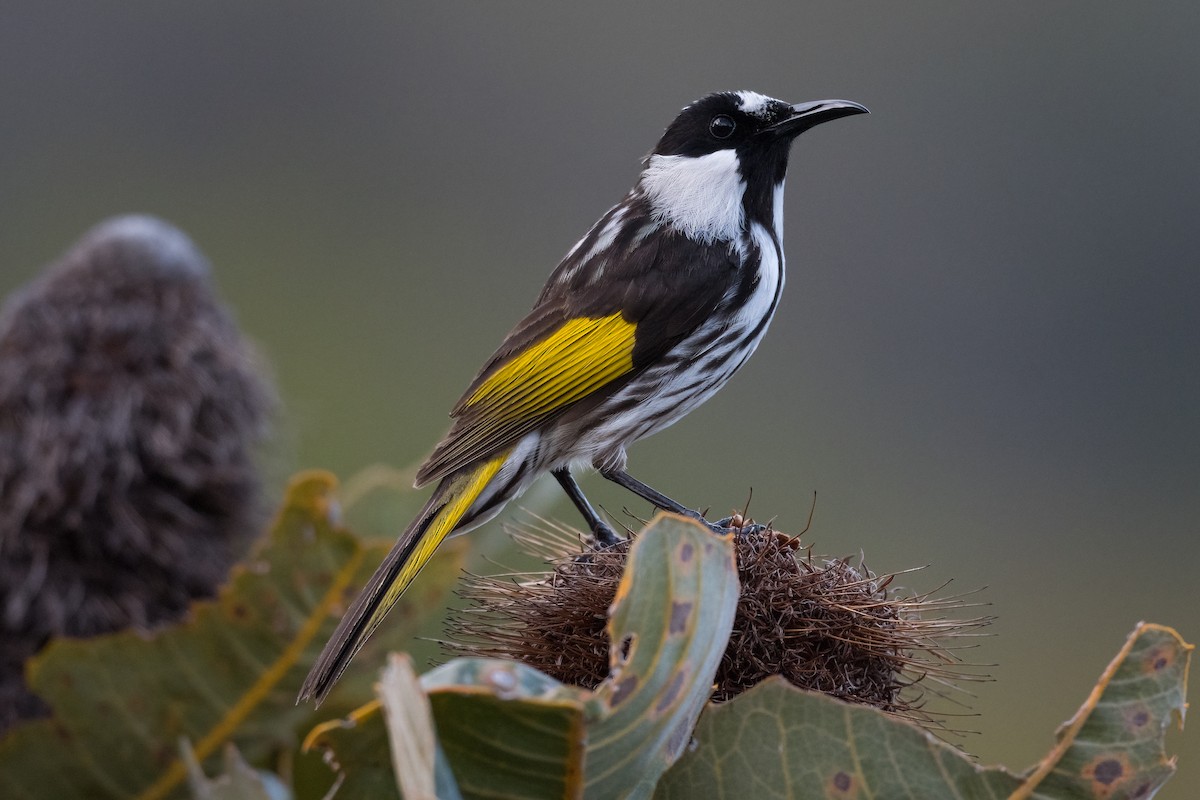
[601,468,767,536]
[600,467,696,517]
[553,467,620,547]
[598,468,758,535]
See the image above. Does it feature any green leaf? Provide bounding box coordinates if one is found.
[302,701,400,800]
[304,660,586,800]
[1011,622,1190,800]
[654,676,1020,800]
[423,659,593,799]
[0,470,465,800]
[378,654,463,800]
[309,514,741,800]
[183,741,290,800]
[654,622,1192,800]
[584,515,739,800]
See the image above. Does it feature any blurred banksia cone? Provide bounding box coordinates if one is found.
[446,515,991,734]
[0,215,274,731]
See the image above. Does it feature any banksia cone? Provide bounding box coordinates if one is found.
[0,216,274,731]
[445,515,990,733]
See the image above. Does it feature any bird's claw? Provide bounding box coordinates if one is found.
[707,514,765,537]
[592,522,622,549]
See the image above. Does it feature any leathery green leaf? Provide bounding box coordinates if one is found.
[302,701,401,800]
[307,513,740,800]
[307,659,591,800]
[0,471,464,800]
[378,654,463,800]
[655,622,1191,800]
[1013,622,1190,800]
[583,514,739,800]
[183,741,289,800]
[424,659,593,799]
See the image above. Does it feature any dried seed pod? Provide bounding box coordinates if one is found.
[0,216,274,731]
[445,515,990,734]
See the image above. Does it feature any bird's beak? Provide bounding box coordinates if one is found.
[765,99,869,138]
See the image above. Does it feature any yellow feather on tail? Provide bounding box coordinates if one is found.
[298,452,507,705]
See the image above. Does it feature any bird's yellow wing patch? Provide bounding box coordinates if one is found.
[416,312,638,485]
[463,312,637,420]
[361,452,507,643]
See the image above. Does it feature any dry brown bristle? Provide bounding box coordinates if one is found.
[444,515,991,734]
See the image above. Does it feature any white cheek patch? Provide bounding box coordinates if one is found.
[640,150,746,243]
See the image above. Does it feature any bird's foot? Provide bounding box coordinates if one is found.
[591,522,622,549]
[711,513,767,537]
[575,524,623,564]
[653,506,766,536]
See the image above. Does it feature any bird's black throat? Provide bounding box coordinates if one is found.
[737,143,791,233]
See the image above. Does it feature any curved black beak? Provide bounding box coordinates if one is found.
[765,99,869,137]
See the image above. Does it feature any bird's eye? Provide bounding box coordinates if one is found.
[709,114,736,139]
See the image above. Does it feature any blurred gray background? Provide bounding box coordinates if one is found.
[2,1,1197,791]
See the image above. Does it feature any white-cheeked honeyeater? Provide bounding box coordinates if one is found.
[299,90,868,704]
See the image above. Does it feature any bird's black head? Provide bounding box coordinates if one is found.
[652,91,868,161]
[639,91,867,242]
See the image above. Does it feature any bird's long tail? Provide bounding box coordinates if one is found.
[298,451,508,705]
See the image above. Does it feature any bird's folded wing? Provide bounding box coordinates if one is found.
[414,311,637,485]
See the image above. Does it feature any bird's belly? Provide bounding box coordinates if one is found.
[552,311,773,471]
[550,224,783,472]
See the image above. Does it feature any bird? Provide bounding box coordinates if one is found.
[299,90,867,704]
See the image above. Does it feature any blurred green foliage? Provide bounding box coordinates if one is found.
[0,472,465,800]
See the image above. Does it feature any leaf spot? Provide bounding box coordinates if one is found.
[1144,645,1174,673]
[611,674,639,706]
[669,600,693,634]
[1093,758,1123,785]
[618,634,635,663]
[829,770,855,794]
[665,714,693,757]
[679,542,694,562]
[655,670,687,713]
[1126,706,1151,731]
[1082,753,1131,796]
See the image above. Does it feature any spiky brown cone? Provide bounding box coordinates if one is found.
[445,517,990,733]
[0,216,274,732]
